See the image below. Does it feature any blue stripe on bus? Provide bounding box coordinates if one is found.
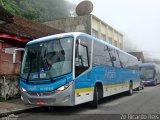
[20,73,73,92]
[75,66,139,89]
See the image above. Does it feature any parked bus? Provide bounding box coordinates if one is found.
[139,63,160,86]
[20,32,140,108]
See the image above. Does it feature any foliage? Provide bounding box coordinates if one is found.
[0,97,5,102]
[0,0,75,22]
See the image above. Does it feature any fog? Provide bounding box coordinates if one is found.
[72,0,160,59]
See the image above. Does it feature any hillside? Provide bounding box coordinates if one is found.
[0,0,75,22]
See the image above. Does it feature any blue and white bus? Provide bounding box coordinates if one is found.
[20,32,140,108]
[139,63,160,86]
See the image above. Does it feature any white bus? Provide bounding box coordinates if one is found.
[139,63,160,86]
[20,32,140,108]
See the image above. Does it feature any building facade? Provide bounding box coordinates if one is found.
[128,52,145,63]
[44,14,123,49]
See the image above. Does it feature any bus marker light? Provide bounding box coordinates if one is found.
[77,93,81,97]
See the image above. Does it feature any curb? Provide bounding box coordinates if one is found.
[0,106,38,118]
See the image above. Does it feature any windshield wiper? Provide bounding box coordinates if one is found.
[26,57,32,84]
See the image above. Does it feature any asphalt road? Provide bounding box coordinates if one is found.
[9,85,160,120]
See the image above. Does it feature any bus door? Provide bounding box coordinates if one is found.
[74,36,93,105]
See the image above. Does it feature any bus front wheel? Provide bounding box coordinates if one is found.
[89,86,99,109]
[154,80,157,86]
[127,82,133,96]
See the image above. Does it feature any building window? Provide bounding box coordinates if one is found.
[120,43,123,49]
[114,41,118,47]
[92,29,98,38]
[108,37,112,44]
[101,33,106,41]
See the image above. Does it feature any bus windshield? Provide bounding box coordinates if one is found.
[140,67,155,79]
[21,37,73,81]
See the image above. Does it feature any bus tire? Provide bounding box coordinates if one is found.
[127,82,133,96]
[154,80,157,86]
[90,86,98,109]
[137,82,144,91]
[136,86,140,91]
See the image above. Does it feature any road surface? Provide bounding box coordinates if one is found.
[7,85,160,120]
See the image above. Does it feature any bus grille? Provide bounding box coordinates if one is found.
[27,91,56,96]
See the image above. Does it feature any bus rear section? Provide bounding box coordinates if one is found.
[139,63,160,86]
[74,34,140,108]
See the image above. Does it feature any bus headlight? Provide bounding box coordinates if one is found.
[56,82,72,91]
[20,87,27,92]
[57,86,66,91]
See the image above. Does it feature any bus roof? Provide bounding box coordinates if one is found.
[26,32,137,60]
[76,32,137,60]
[139,63,158,67]
[26,32,77,45]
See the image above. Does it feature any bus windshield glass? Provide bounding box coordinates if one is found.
[21,37,73,81]
[140,67,155,79]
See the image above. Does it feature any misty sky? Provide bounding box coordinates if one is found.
[72,0,160,58]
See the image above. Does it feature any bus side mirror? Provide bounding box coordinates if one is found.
[111,56,116,61]
[13,48,25,64]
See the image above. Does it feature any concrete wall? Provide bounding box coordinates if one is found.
[44,14,123,49]
[44,15,92,34]
[0,75,20,100]
[0,40,22,75]
[0,39,23,100]
[91,15,123,49]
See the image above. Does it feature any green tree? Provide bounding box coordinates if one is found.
[0,0,75,22]
[0,0,20,14]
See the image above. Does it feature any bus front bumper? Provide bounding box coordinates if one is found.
[20,85,75,106]
[142,80,155,86]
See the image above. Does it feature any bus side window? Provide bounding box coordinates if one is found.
[76,44,89,67]
[75,41,89,77]
[116,51,124,68]
[108,47,121,68]
[93,42,112,66]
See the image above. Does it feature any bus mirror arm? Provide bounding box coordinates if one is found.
[78,39,81,45]
[13,48,25,64]
[78,39,83,56]
[78,46,83,56]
